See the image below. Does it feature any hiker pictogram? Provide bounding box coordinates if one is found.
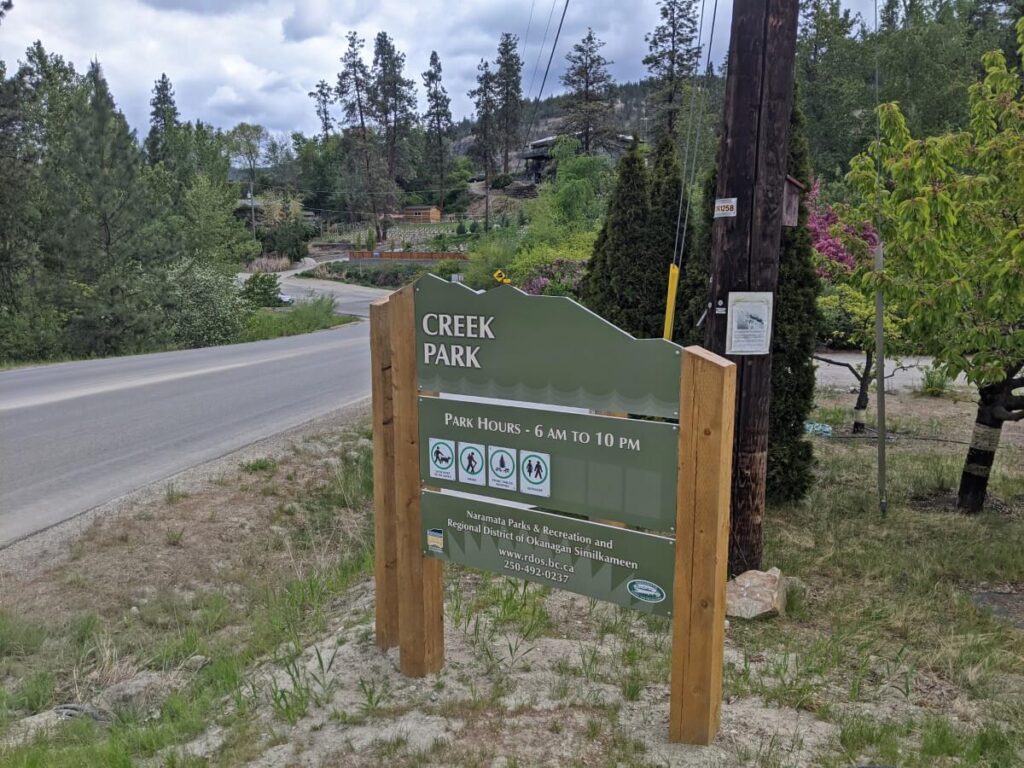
[457,443,486,486]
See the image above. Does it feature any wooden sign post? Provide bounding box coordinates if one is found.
[370,276,735,745]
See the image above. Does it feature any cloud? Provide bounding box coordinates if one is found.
[282,0,331,42]
[0,0,762,135]
[137,0,260,14]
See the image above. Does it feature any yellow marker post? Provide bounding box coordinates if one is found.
[493,269,511,285]
[662,263,680,341]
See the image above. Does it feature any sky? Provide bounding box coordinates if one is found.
[0,0,872,138]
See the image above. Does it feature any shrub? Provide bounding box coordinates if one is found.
[920,365,952,397]
[469,220,480,234]
[241,272,283,307]
[241,298,347,342]
[170,262,252,348]
[491,173,513,189]
[261,219,312,262]
[324,262,426,288]
[430,258,465,281]
[456,220,467,236]
[246,256,292,273]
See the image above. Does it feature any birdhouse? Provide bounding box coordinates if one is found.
[782,175,806,227]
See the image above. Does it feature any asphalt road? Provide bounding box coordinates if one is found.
[0,282,388,547]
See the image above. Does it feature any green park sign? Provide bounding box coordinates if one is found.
[421,491,675,616]
[371,276,737,745]
[419,396,678,531]
[414,274,682,419]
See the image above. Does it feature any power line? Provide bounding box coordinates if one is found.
[521,0,537,59]
[527,0,559,104]
[524,0,570,144]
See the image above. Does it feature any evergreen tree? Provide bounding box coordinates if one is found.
[560,28,614,153]
[336,31,381,237]
[0,1,13,27]
[43,62,167,357]
[469,59,499,228]
[643,0,699,139]
[580,141,652,334]
[308,79,334,140]
[648,134,687,338]
[495,32,523,175]
[676,167,715,345]
[369,31,416,181]
[144,73,179,166]
[766,95,817,502]
[422,51,452,211]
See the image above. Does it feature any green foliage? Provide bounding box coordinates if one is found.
[846,20,1024,389]
[491,173,513,189]
[321,261,427,288]
[456,220,467,235]
[241,273,284,308]
[169,262,252,349]
[180,174,259,270]
[766,97,818,503]
[581,141,662,337]
[261,219,312,262]
[240,299,353,342]
[675,167,715,346]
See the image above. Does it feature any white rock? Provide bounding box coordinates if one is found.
[726,567,786,620]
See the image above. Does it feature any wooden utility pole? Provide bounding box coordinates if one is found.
[703,0,800,574]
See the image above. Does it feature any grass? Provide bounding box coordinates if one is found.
[240,298,357,342]
[1,398,1022,766]
[0,434,377,767]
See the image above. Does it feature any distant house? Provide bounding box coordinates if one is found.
[402,205,441,223]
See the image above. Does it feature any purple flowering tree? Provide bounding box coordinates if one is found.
[809,182,905,433]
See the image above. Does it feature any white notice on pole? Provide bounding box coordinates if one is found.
[714,198,738,218]
[725,292,773,355]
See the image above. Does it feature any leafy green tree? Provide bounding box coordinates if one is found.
[180,174,259,270]
[846,20,1024,512]
[766,97,818,502]
[495,32,523,174]
[144,73,179,166]
[644,0,699,138]
[580,141,654,335]
[422,51,453,211]
[561,28,615,153]
[170,262,251,348]
[369,31,417,180]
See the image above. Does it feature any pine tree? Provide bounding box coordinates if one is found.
[144,73,179,166]
[560,28,614,154]
[369,31,416,181]
[308,79,334,140]
[469,59,499,228]
[0,1,13,26]
[336,31,381,237]
[580,140,652,334]
[43,62,166,357]
[422,51,452,211]
[766,95,817,502]
[643,0,699,139]
[495,32,523,175]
